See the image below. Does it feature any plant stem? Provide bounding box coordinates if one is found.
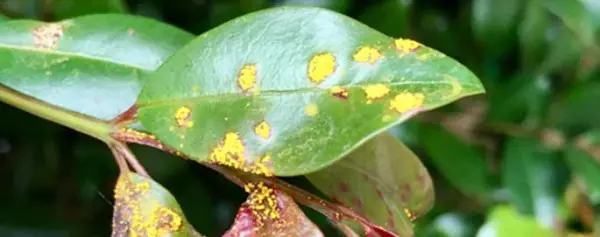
[0,85,113,142]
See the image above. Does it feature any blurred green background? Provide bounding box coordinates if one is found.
[1,0,600,236]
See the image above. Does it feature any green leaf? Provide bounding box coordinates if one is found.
[472,0,522,54]
[487,74,550,126]
[306,133,434,236]
[476,205,551,237]
[51,0,128,20]
[112,172,203,237]
[275,0,350,12]
[544,0,596,47]
[565,145,600,203]
[0,15,8,22]
[550,81,600,132]
[136,7,484,176]
[420,124,489,197]
[539,24,584,74]
[0,14,193,120]
[357,0,411,37]
[518,0,550,70]
[502,137,567,228]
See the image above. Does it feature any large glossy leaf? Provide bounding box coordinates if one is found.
[223,184,323,237]
[136,7,484,176]
[112,172,202,237]
[420,124,489,197]
[306,133,433,236]
[476,205,551,237]
[0,14,193,120]
[502,137,567,228]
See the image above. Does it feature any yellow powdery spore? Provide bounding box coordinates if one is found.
[389,91,425,114]
[174,106,194,128]
[246,155,273,177]
[304,104,319,117]
[330,86,349,99]
[209,132,247,170]
[238,64,257,92]
[394,38,421,53]
[33,23,64,50]
[363,84,391,103]
[308,53,336,84]
[353,47,382,64]
[149,206,183,236]
[254,121,271,139]
[245,182,280,221]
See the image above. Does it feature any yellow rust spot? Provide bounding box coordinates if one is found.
[174,106,194,128]
[150,206,183,235]
[389,91,425,114]
[353,46,382,64]
[209,132,247,170]
[308,53,336,84]
[238,64,257,92]
[254,121,271,139]
[363,84,391,103]
[33,23,64,50]
[449,77,462,97]
[245,182,280,221]
[304,104,319,116]
[394,38,421,53]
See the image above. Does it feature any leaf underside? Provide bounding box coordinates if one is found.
[136,7,484,176]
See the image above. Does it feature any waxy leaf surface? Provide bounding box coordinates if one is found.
[112,172,202,237]
[0,14,193,120]
[136,7,484,176]
[306,133,433,236]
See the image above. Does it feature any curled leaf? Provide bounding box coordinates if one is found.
[112,172,203,237]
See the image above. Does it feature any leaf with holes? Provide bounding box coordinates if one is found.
[136,7,484,176]
[112,172,203,237]
[0,14,193,120]
[224,183,323,237]
[306,133,433,236]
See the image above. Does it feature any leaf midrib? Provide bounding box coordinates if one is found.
[0,42,149,71]
[137,80,482,107]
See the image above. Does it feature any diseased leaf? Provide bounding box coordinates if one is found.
[306,133,433,236]
[223,183,323,237]
[420,124,489,197]
[136,7,484,176]
[0,14,193,120]
[112,172,203,237]
[476,205,551,237]
[502,137,567,228]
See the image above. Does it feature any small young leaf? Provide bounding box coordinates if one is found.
[136,7,484,176]
[112,172,203,237]
[223,184,323,237]
[0,14,193,120]
[420,124,489,197]
[502,137,567,228]
[476,205,551,237]
[306,133,433,236]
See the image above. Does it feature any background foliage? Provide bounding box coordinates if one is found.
[0,0,599,236]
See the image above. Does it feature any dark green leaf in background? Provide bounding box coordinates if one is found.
[472,0,522,55]
[357,0,411,38]
[565,145,600,204]
[502,137,567,228]
[421,124,489,197]
[136,7,484,177]
[487,74,550,126]
[50,0,128,20]
[0,14,193,120]
[112,172,202,236]
[275,0,350,13]
[306,133,434,236]
[518,0,550,71]
[550,81,600,132]
[543,0,596,47]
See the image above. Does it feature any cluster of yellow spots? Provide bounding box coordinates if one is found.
[238,64,257,92]
[254,121,271,139]
[244,182,280,222]
[363,84,391,103]
[330,86,349,99]
[174,106,194,128]
[394,38,422,53]
[33,23,64,50]
[308,53,336,84]
[209,132,274,177]
[304,103,319,117]
[113,176,183,237]
[389,91,425,114]
[353,46,382,64]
